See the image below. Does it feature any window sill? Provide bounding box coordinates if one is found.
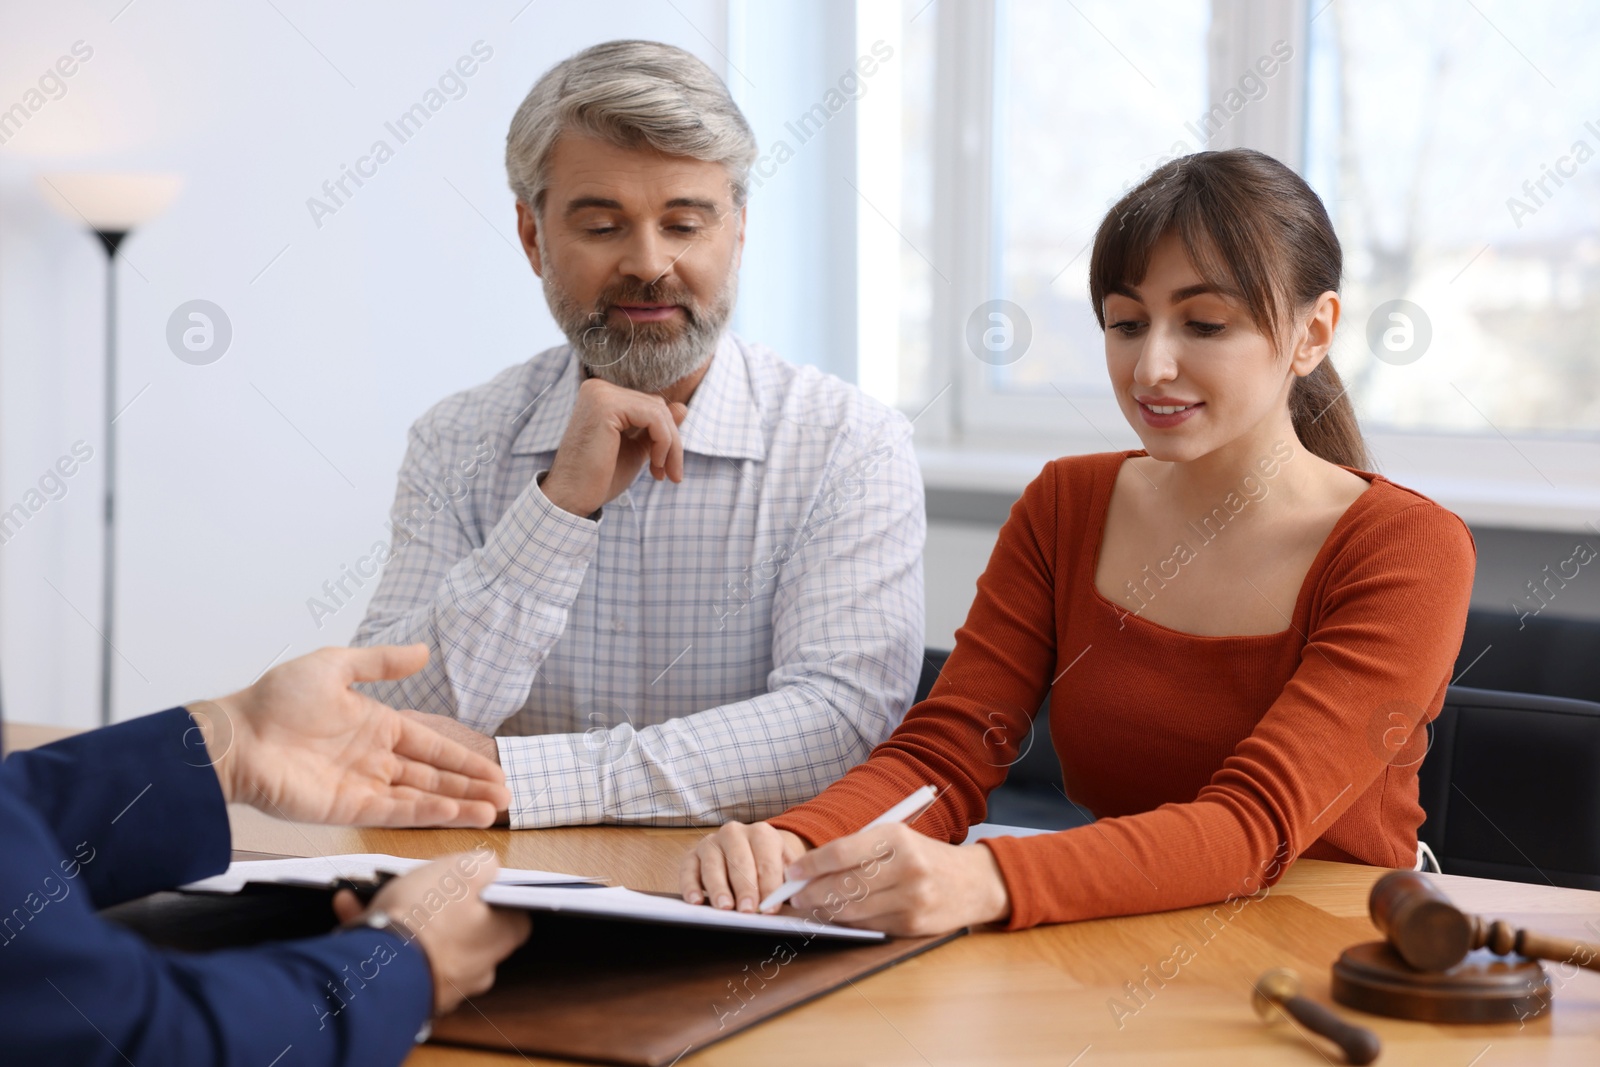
[917,432,1600,533]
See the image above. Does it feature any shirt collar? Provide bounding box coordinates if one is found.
[676,333,767,462]
[511,333,766,462]
[510,348,582,455]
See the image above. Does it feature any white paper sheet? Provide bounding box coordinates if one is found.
[180,853,601,894]
[960,822,1056,843]
[180,853,882,942]
[478,882,886,942]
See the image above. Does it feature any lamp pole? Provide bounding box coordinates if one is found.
[37,172,181,727]
[96,229,126,728]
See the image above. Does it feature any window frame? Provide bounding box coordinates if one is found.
[903,0,1600,530]
[925,0,1309,444]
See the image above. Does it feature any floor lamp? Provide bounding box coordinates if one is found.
[38,173,181,726]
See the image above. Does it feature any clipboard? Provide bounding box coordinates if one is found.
[428,901,964,1065]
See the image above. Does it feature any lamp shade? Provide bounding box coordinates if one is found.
[37,171,182,231]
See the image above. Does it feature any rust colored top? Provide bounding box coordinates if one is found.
[769,451,1476,930]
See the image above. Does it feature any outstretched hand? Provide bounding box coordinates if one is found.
[190,644,510,827]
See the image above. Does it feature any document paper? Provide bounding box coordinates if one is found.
[480,882,886,941]
[179,852,883,941]
[180,853,601,894]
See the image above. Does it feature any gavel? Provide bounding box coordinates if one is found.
[1252,968,1381,1064]
[1370,870,1600,973]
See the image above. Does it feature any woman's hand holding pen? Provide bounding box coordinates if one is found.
[681,821,1013,937]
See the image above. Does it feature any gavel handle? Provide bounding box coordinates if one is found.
[1478,919,1600,972]
[1277,994,1381,1065]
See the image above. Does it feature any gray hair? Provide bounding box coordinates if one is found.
[506,40,758,214]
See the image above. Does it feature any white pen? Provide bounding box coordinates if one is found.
[757,784,940,913]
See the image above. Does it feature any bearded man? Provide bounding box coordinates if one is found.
[353,40,925,832]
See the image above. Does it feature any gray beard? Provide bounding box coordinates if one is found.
[542,269,738,395]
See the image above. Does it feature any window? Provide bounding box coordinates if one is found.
[1306,0,1600,435]
[858,0,1600,460]
[990,1,1209,398]
[855,0,939,415]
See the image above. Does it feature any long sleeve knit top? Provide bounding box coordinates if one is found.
[768,450,1476,930]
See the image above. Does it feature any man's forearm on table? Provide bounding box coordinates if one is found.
[493,687,884,829]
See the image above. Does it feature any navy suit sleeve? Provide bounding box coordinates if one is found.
[2,709,435,1066]
[1,707,232,907]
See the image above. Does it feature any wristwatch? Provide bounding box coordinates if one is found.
[343,909,432,1044]
[343,907,400,935]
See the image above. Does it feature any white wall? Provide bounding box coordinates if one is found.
[1,1,836,725]
[923,522,997,650]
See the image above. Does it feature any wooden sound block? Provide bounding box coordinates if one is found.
[1332,940,1551,1024]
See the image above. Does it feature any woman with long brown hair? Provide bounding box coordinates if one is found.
[680,148,1475,935]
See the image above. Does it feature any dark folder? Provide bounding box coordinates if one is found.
[429,906,961,1065]
[105,864,963,1066]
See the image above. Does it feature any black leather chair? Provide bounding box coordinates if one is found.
[1451,608,1600,704]
[913,650,1088,830]
[1418,685,1600,890]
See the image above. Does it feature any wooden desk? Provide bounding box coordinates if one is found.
[9,722,1600,1064]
